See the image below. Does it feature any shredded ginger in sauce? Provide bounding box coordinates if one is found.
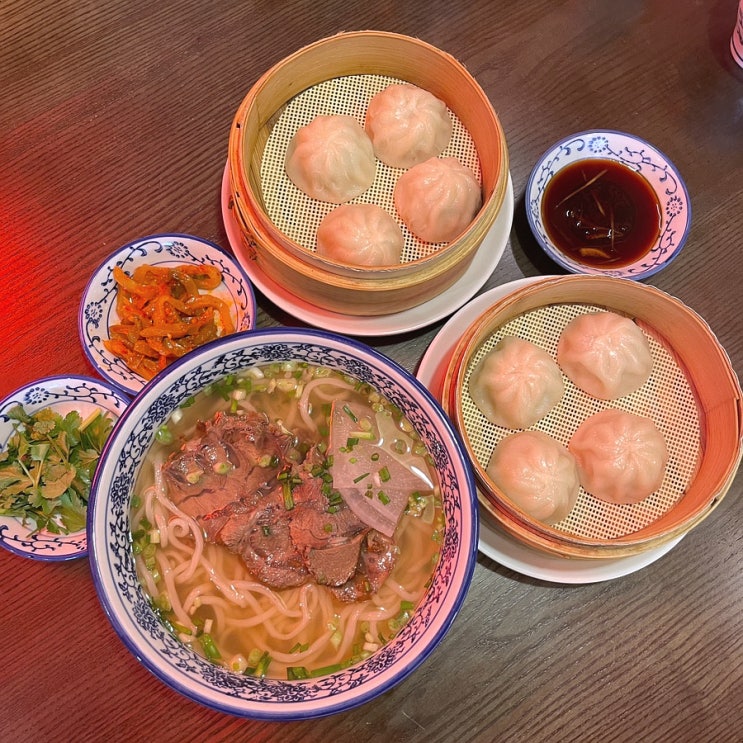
[542,159,662,268]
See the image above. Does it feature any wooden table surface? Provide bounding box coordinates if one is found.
[2,1,742,741]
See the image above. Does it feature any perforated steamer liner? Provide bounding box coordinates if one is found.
[227,31,509,316]
[441,275,743,559]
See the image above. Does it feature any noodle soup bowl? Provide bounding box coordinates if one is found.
[88,327,478,720]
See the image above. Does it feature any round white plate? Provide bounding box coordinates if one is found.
[416,278,684,584]
[221,161,514,336]
[0,375,129,561]
[79,233,257,397]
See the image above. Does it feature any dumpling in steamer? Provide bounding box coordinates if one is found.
[364,83,452,169]
[284,115,376,204]
[487,430,580,525]
[394,157,482,243]
[557,311,653,400]
[568,408,668,505]
[468,336,564,430]
[316,204,404,267]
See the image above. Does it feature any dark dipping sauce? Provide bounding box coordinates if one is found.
[541,158,662,268]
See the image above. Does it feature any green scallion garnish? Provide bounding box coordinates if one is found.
[342,404,358,422]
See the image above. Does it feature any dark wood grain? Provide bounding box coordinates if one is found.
[2,1,742,741]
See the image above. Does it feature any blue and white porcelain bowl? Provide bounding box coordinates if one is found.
[79,233,257,396]
[87,328,478,720]
[526,130,691,280]
[0,375,129,561]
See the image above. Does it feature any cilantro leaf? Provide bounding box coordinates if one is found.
[0,404,114,534]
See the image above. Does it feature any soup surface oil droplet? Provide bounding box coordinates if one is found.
[542,159,662,268]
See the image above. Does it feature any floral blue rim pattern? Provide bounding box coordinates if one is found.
[87,328,479,720]
[78,233,257,396]
[0,375,130,561]
[526,130,691,280]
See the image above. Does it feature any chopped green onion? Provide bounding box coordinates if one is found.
[185,469,203,484]
[342,404,358,422]
[171,621,192,636]
[353,472,370,484]
[155,426,173,444]
[287,666,310,680]
[310,663,345,677]
[200,633,221,661]
[212,461,232,475]
[377,491,390,505]
[230,655,248,673]
[153,593,171,612]
[378,466,391,483]
[349,430,375,440]
[282,481,294,510]
[392,439,407,454]
[256,651,272,677]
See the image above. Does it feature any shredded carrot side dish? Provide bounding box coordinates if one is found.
[104,264,235,379]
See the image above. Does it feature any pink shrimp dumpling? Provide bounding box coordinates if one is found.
[568,408,668,505]
[316,204,404,267]
[487,430,580,525]
[468,336,565,430]
[557,311,653,400]
[365,83,452,169]
[394,156,482,243]
[285,115,376,204]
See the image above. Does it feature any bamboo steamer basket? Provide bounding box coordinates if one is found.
[441,275,743,559]
[227,31,509,316]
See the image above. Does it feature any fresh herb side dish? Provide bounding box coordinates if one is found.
[0,405,114,534]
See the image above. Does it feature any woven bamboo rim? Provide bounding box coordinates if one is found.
[442,275,743,559]
[227,31,509,315]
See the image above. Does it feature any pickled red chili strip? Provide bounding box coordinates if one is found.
[103,263,235,380]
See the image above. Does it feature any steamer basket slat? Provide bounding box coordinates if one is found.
[227,31,509,316]
[442,275,742,559]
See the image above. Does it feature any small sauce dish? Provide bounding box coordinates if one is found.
[526,130,690,279]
